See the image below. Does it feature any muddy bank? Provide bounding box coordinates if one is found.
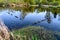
[0,3,40,8]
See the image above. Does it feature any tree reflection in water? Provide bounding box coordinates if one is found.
[45,11,51,23]
[32,11,51,25]
[6,7,60,25]
[58,14,60,20]
[54,11,57,18]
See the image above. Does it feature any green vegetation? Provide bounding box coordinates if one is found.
[0,0,60,7]
[12,26,57,40]
[0,0,60,5]
[0,20,60,40]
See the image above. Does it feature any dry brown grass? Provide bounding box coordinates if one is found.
[0,20,10,40]
[0,20,24,40]
[0,20,58,40]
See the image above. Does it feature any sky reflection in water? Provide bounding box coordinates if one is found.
[0,9,60,31]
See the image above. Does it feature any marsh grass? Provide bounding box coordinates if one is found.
[0,20,10,40]
[0,20,58,40]
[12,26,57,40]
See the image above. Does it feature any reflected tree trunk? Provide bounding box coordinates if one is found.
[54,11,57,18]
[45,11,51,23]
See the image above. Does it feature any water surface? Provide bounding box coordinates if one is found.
[0,8,60,31]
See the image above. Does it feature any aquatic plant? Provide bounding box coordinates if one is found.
[12,26,57,40]
[0,20,60,40]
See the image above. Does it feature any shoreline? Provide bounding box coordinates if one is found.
[0,3,60,8]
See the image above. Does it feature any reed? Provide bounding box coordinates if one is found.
[0,20,58,40]
[0,20,10,40]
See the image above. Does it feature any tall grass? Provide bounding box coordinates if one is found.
[0,20,10,40]
[12,26,57,40]
[0,20,58,40]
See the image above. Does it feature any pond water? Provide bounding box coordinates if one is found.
[0,7,60,31]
